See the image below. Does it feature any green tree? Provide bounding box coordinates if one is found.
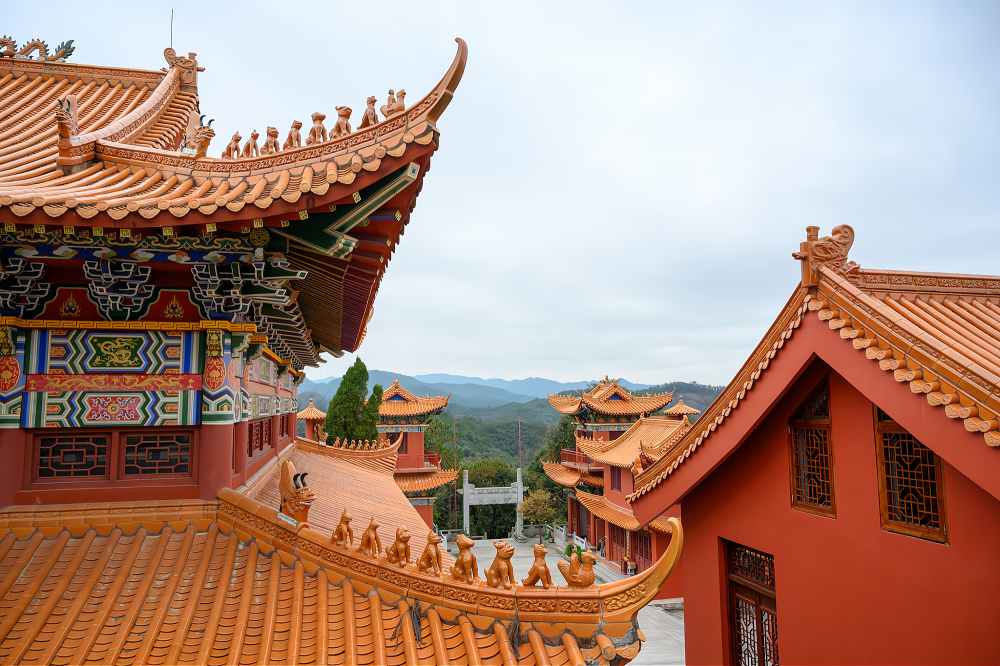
[324,358,369,442]
[520,488,555,526]
[354,383,383,441]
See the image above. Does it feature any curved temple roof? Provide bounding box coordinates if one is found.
[379,377,450,418]
[576,415,692,468]
[548,378,675,418]
[0,498,682,665]
[0,39,469,367]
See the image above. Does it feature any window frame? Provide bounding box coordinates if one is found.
[610,466,622,493]
[724,539,779,666]
[787,380,838,519]
[873,406,949,544]
[33,432,112,482]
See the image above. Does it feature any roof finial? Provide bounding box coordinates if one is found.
[792,225,859,287]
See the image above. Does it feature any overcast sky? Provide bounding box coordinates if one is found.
[12,2,1000,385]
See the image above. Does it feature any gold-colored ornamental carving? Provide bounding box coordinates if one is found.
[25,373,200,392]
[485,540,516,590]
[0,327,15,357]
[164,295,184,318]
[91,337,142,367]
[58,293,81,318]
[417,531,443,576]
[205,329,223,357]
[247,227,270,247]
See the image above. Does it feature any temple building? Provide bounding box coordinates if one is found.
[378,377,459,526]
[548,378,676,441]
[627,226,1000,665]
[0,35,684,666]
[545,383,698,593]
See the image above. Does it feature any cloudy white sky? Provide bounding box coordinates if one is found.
[12,2,1000,385]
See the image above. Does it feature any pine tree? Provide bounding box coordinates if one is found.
[354,383,383,441]
[324,358,369,442]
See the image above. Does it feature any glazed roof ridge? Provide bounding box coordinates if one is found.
[663,397,701,415]
[627,286,810,502]
[297,435,399,474]
[547,383,676,417]
[0,497,683,665]
[629,262,1000,503]
[0,39,468,222]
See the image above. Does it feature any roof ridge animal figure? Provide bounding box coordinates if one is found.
[332,508,353,549]
[283,120,302,150]
[521,543,552,589]
[385,527,410,568]
[278,460,314,528]
[449,534,478,583]
[358,96,378,129]
[305,112,327,145]
[221,131,241,160]
[557,548,596,589]
[260,126,280,155]
[418,531,443,576]
[330,106,351,138]
[359,516,381,558]
[485,540,516,590]
[241,129,259,158]
[380,89,406,119]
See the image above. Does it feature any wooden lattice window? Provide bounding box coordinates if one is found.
[788,382,836,518]
[726,540,778,666]
[248,419,271,459]
[282,414,290,439]
[633,529,653,573]
[611,467,622,492]
[874,407,947,543]
[37,435,109,479]
[124,433,191,476]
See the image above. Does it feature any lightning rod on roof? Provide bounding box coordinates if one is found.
[170,9,173,49]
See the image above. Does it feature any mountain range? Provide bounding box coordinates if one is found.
[298,372,654,415]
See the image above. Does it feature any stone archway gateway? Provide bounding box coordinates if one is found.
[459,468,525,539]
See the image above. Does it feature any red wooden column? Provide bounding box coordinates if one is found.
[234,420,248,486]
[0,427,26,508]
[199,423,235,500]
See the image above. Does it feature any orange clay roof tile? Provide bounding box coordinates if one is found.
[629,263,1000,501]
[574,490,673,534]
[378,377,450,417]
[547,379,675,417]
[576,416,692,468]
[542,462,582,487]
[0,492,683,665]
[0,39,468,222]
[296,397,326,421]
[394,468,459,493]
[663,397,702,416]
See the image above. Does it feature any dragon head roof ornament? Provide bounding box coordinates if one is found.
[793,225,860,288]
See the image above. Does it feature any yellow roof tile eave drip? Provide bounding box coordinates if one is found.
[542,462,582,487]
[575,489,640,531]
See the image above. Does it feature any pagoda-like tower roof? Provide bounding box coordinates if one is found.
[663,396,702,416]
[378,377,450,418]
[0,37,468,368]
[296,397,326,421]
[547,378,675,418]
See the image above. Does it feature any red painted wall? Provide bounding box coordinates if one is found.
[415,503,434,529]
[681,362,1000,665]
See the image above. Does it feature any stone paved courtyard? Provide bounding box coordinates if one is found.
[470,538,685,665]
